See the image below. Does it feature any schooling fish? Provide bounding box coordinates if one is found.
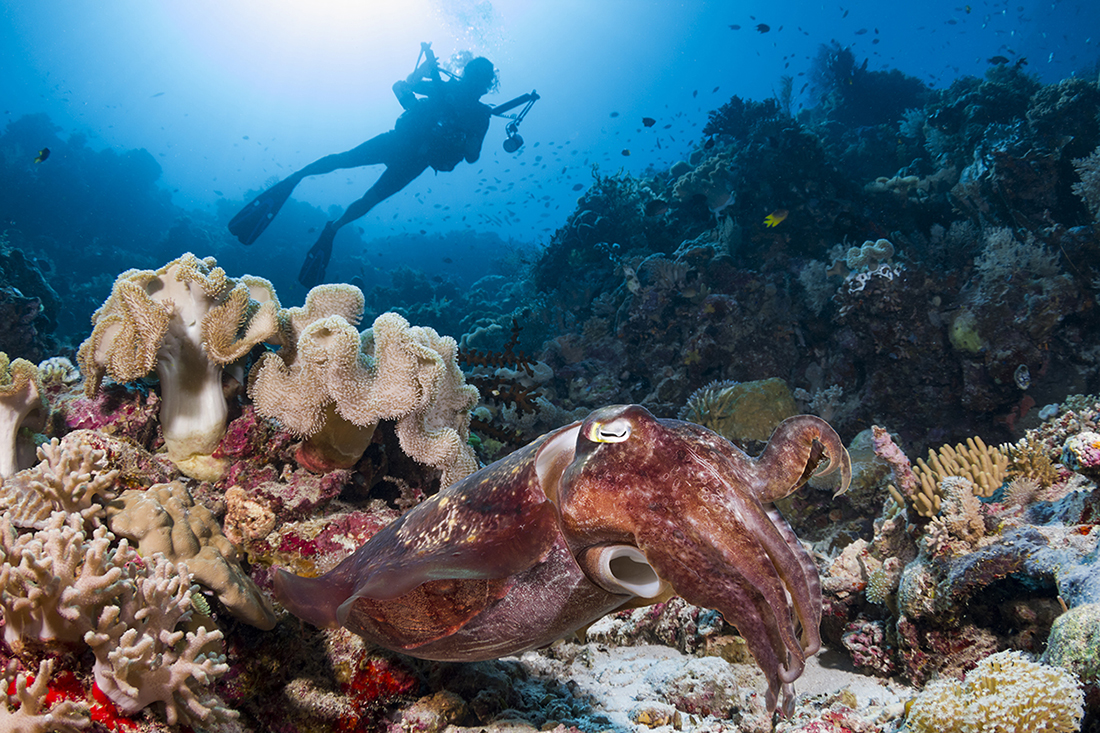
[34,147,50,163]
[756,23,771,33]
[642,117,656,127]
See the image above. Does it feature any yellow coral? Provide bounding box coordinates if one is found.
[906,650,1084,733]
[913,436,1008,501]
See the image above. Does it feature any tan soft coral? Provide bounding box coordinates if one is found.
[0,352,47,479]
[250,299,479,488]
[77,254,280,481]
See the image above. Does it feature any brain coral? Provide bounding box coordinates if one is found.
[905,650,1084,733]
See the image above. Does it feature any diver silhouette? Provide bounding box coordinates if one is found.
[228,46,496,288]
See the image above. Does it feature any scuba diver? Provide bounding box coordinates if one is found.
[229,45,498,288]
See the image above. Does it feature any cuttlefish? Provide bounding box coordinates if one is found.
[274,404,850,714]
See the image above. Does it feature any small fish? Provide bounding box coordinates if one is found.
[442,257,453,264]
[151,92,165,97]
[987,55,1009,64]
[644,199,669,217]
[642,117,656,127]
[33,147,50,163]
[692,90,698,98]
[756,23,770,33]
[855,28,868,35]
[621,149,631,156]
[420,229,427,234]
[763,209,789,227]
[308,227,316,233]
[572,183,584,191]
[610,111,620,118]
[703,137,715,150]
[729,24,741,30]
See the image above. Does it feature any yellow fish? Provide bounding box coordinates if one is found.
[763,209,788,227]
[34,147,50,163]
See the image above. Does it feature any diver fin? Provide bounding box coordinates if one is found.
[298,221,336,288]
[228,177,298,245]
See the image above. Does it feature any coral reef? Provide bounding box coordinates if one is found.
[905,650,1084,733]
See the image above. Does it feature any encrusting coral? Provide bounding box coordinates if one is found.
[1,658,91,732]
[0,352,47,479]
[250,307,480,488]
[104,480,277,629]
[77,253,281,481]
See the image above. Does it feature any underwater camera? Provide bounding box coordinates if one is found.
[492,90,539,154]
[503,122,524,153]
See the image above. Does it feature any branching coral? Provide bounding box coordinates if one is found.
[85,555,238,728]
[0,512,131,649]
[250,310,479,487]
[905,650,1084,733]
[913,436,1008,500]
[104,481,277,629]
[0,658,91,732]
[0,352,46,478]
[0,430,119,529]
[77,253,280,481]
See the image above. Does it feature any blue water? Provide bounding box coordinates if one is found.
[1,0,1097,331]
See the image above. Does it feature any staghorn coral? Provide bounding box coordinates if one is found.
[0,658,91,732]
[905,650,1084,733]
[0,430,119,529]
[77,253,280,481]
[0,352,46,479]
[250,310,479,488]
[104,481,277,630]
[84,554,239,729]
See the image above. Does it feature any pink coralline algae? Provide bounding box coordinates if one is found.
[841,618,896,676]
[62,385,163,449]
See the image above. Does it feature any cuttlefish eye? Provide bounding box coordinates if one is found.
[583,417,632,443]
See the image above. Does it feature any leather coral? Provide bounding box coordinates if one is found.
[249,286,479,488]
[77,253,280,481]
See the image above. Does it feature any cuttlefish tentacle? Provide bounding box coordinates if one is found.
[558,406,851,716]
[750,414,852,502]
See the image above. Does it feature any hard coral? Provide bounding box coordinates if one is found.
[104,481,277,629]
[905,650,1084,733]
[77,253,280,481]
[251,309,479,488]
[1,658,91,732]
[0,430,119,529]
[0,352,47,478]
[84,553,239,729]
